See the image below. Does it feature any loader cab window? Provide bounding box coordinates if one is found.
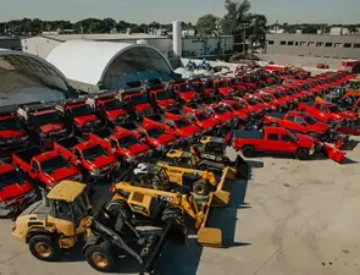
[206,142,224,155]
[268,134,279,141]
[51,200,73,222]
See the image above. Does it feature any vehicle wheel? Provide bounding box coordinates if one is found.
[198,164,208,171]
[84,241,115,272]
[28,235,61,261]
[106,199,132,220]
[307,131,317,138]
[295,148,310,160]
[242,146,254,158]
[161,206,184,225]
[161,206,187,244]
[192,180,209,196]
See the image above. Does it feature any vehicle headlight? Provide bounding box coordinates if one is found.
[90,169,101,176]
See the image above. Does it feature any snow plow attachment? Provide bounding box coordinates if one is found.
[334,134,350,149]
[322,143,347,163]
[233,155,250,180]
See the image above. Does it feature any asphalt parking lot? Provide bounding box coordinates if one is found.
[0,137,359,275]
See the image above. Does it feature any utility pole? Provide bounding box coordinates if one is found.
[241,24,250,54]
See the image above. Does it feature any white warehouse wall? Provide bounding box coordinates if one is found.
[21,37,61,59]
[182,36,234,57]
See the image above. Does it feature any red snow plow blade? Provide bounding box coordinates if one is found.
[334,135,350,149]
[322,143,347,163]
[337,126,360,136]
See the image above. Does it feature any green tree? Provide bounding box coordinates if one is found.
[103,18,116,33]
[348,25,359,34]
[248,14,267,48]
[196,14,218,35]
[301,25,318,34]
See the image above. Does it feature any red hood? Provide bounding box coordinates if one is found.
[40,123,64,134]
[179,91,197,102]
[90,155,117,169]
[135,103,152,113]
[150,134,176,146]
[126,143,150,156]
[46,166,80,185]
[0,180,33,202]
[106,109,127,120]
[219,87,232,96]
[216,112,235,122]
[203,88,215,96]
[296,134,315,149]
[74,114,98,126]
[178,125,200,137]
[309,122,329,133]
[0,129,26,139]
[197,118,219,130]
[158,99,176,108]
[235,109,251,119]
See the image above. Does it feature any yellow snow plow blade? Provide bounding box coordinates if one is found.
[197,166,237,247]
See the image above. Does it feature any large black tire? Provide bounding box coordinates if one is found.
[192,180,209,196]
[160,207,187,244]
[84,241,115,273]
[106,199,132,220]
[295,148,310,160]
[28,235,61,261]
[160,206,184,225]
[242,145,254,158]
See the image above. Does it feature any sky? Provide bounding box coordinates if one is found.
[0,0,359,24]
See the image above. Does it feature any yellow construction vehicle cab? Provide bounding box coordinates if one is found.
[109,175,236,247]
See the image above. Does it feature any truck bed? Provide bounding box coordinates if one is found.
[118,121,138,131]
[92,128,112,139]
[145,114,164,123]
[55,136,79,151]
[13,147,42,164]
[233,130,263,139]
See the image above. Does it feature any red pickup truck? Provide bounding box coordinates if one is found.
[0,163,37,217]
[137,123,177,152]
[56,99,104,136]
[244,95,274,113]
[54,136,119,181]
[89,128,150,165]
[204,103,239,129]
[13,147,81,189]
[122,91,154,117]
[191,79,217,102]
[87,92,129,126]
[149,88,178,111]
[171,82,199,103]
[143,113,202,144]
[298,101,358,125]
[232,126,317,160]
[0,106,29,157]
[17,102,68,148]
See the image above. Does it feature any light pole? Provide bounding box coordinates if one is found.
[240,24,250,54]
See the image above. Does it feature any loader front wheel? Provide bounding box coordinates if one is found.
[193,181,209,196]
[84,242,115,273]
[28,235,61,261]
[106,199,132,220]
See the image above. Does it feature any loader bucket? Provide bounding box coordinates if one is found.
[215,167,236,193]
[323,143,347,163]
[197,227,222,248]
[234,155,250,179]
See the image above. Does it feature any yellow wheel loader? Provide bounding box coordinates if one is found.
[108,168,237,248]
[11,180,186,273]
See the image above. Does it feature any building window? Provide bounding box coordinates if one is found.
[300,41,306,46]
[325,42,333,47]
[316,42,323,47]
[268,40,274,45]
[344,43,351,48]
[308,41,315,47]
[287,41,294,46]
[280,41,286,45]
[295,42,299,46]
[354,44,360,48]
[334,43,342,48]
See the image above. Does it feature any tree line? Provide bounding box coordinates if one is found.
[269,23,360,34]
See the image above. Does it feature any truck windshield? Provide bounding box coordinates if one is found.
[274,91,284,99]
[175,119,192,128]
[41,156,72,174]
[0,118,22,130]
[118,136,140,148]
[244,76,251,83]
[178,84,194,92]
[262,94,273,102]
[304,115,317,125]
[232,103,244,111]
[104,100,123,111]
[285,89,295,95]
[196,112,211,121]
[33,112,61,126]
[156,90,174,100]
[0,170,24,187]
[248,98,261,105]
[83,145,108,161]
[130,94,148,106]
[147,128,166,138]
[218,81,228,88]
[70,105,93,117]
[328,105,343,113]
[303,84,310,90]
[214,105,230,114]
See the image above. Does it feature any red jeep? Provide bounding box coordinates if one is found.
[13,147,81,189]
[0,164,37,217]
[17,102,68,148]
[56,99,104,137]
[232,126,317,160]
[0,106,29,157]
[54,136,119,181]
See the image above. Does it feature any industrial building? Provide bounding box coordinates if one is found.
[0,37,22,51]
[266,33,360,59]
